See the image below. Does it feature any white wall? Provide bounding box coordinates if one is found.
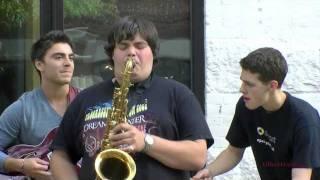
[205,0,320,179]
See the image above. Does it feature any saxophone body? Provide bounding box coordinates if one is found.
[95,58,136,180]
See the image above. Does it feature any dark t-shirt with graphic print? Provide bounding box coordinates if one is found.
[51,74,214,180]
[226,92,320,180]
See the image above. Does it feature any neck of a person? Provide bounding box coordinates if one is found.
[263,90,286,112]
[41,80,70,116]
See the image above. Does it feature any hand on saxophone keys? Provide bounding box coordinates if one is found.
[109,123,146,153]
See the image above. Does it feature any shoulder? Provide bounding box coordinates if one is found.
[286,93,320,126]
[286,93,317,114]
[18,88,43,100]
[4,89,42,111]
[151,76,197,104]
[151,75,192,94]
[0,90,40,123]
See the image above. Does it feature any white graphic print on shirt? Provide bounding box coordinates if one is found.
[82,98,157,157]
[256,126,276,152]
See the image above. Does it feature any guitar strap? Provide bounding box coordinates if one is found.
[67,86,80,104]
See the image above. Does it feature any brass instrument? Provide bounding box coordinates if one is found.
[95,58,136,180]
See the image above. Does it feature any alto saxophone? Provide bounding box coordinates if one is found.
[95,57,136,180]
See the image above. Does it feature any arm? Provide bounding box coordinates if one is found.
[110,123,207,171]
[192,145,245,179]
[291,113,320,180]
[141,84,210,170]
[50,149,78,180]
[0,99,52,179]
[144,136,207,170]
[0,101,21,173]
[3,157,24,173]
[4,157,51,178]
[292,168,312,180]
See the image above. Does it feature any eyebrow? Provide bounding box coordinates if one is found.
[242,80,255,86]
[51,52,74,57]
[240,76,251,82]
[119,39,147,44]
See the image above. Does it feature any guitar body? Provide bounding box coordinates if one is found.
[0,128,58,179]
[7,127,58,161]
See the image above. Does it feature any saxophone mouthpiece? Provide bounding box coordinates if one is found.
[127,57,136,69]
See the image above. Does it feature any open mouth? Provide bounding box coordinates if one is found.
[243,96,250,102]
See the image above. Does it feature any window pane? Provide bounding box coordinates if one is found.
[64,0,191,89]
[0,1,40,113]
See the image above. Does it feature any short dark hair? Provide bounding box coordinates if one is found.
[30,30,74,77]
[240,47,288,87]
[104,16,159,67]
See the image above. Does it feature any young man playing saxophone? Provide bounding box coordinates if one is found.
[50,16,214,180]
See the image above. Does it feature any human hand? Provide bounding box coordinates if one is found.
[191,168,213,180]
[22,158,52,179]
[109,123,145,153]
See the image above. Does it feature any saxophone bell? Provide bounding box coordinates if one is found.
[95,149,136,180]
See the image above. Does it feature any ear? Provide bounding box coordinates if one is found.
[34,60,43,71]
[269,80,279,89]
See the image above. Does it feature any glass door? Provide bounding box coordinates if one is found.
[0,0,40,113]
[63,0,191,89]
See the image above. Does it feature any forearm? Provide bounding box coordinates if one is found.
[3,157,24,173]
[50,150,78,180]
[0,152,9,173]
[207,145,244,177]
[145,136,207,171]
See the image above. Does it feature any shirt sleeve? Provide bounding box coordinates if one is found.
[226,98,250,148]
[175,85,214,148]
[0,100,23,173]
[293,124,320,168]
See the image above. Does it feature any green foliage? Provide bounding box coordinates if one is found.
[0,0,118,30]
[64,0,118,18]
[0,0,31,30]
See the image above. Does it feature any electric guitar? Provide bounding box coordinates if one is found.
[7,127,58,161]
[1,127,81,179]
[0,86,81,179]
[0,127,58,179]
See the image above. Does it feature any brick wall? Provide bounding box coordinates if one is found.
[205,0,320,179]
